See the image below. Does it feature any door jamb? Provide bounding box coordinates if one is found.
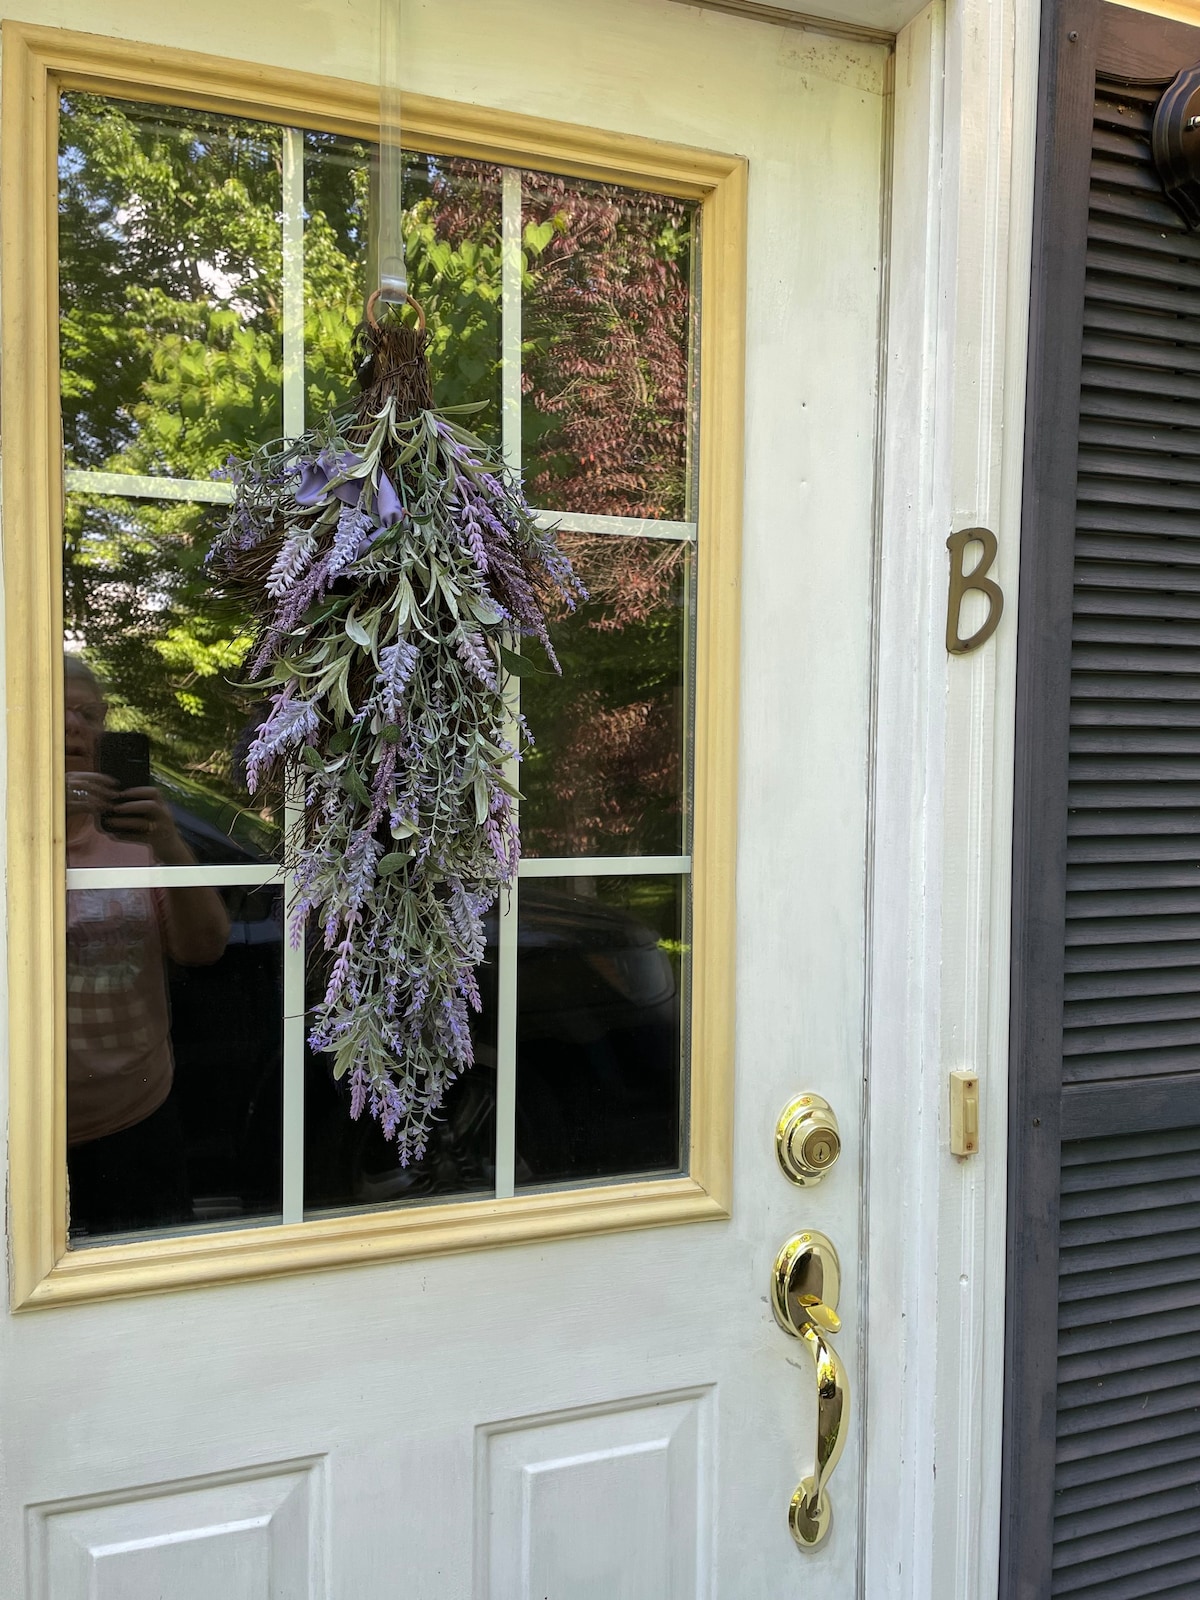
[863,0,1040,1596]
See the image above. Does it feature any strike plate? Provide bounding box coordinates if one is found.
[949,1070,980,1156]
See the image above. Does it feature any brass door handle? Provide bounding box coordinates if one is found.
[771,1231,849,1550]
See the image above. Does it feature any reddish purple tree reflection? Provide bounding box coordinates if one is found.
[520,174,694,520]
[522,534,686,858]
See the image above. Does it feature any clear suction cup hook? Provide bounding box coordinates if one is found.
[377,0,410,306]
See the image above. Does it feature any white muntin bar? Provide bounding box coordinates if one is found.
[280,776,307,1225]
[533,510,696,542]
[61,472,700,545]
[67,864,282,890]
[501,167,524,478]
[280,130,307,1224]
[494,713,521,1203]
[63,470,234,504]
[65,855,691,893]
[281,128,306,444]
[280,930,307,1224]
[494,165,525,1201]
[518,856,691,878]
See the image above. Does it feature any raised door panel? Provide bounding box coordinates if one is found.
[477,1389,713,1599]
[27,1460,325,1600]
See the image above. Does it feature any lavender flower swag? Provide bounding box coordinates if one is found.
[209,313,582,1162]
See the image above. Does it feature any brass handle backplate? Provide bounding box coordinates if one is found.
[771,1230,849,1551]
[775,1094,842,1186]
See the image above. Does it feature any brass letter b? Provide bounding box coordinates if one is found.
[945,527,1004,655]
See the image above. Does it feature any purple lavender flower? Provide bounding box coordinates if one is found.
[453,627,498,690]
[250,548,339,673]
[324,936,357,1009]
[349,1063,369,1120]
[368,1075,408,1143]
[265,527,317,597]
[438,993,473,1067]
[366,743,398,831]
[328,503,373,577]
[455,485,489,573]
[342,829,382,917]
[378,640,420,721]
[245,693,319,792]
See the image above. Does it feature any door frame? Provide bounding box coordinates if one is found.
[865,0,1039,1596]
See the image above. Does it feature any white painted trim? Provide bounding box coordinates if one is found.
[501,167,523,477]
[667,0,897,46]
[862,0,1038,1596]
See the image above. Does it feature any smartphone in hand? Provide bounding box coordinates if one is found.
[97,731,151,794]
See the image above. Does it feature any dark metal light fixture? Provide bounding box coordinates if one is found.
[1152,63,1200,228]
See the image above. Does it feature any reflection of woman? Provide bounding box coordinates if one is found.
[65,657,229,1235]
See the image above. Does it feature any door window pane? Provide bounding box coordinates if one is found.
[521,172,698,519]
[59,93,284,477]
[64,494,279,858]
[520,536,691,858]
[66,882,283,1241]
[514,875,688,1186]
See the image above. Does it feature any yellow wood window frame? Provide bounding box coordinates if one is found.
[2,19,746,1309]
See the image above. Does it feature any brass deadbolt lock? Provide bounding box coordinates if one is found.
[775,1094,842,1186]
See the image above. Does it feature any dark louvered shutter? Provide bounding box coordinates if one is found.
[1054,1129,1200,1593]
[1004,5,1200,1598]
[1071,76,1200,1097]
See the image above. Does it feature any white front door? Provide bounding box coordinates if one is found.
[0,4,889,1596]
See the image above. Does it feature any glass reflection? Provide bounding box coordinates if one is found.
[514,875,687,1186]
[521,171,697,519]
[58,93,284,476]
[520,536,690,857]
[303,934,498,1212]
[66,658,282,1240]
[65,495,279,858]
[303,134,502,440]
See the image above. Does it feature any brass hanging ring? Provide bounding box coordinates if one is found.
[365,287,426,333]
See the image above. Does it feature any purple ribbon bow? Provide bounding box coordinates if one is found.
[293,449,404,528]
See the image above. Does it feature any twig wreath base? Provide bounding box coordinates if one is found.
[209,312,582,1162]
